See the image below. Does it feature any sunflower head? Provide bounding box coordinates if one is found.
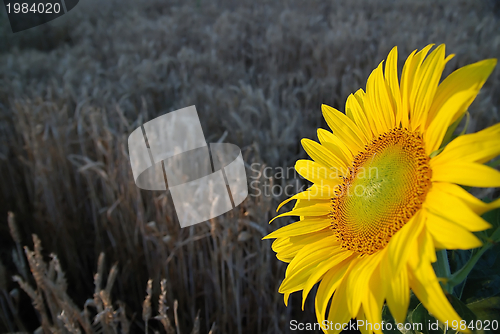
[265,44,499,333]
[332,128,432,255]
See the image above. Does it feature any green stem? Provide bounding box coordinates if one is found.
[446,225,500,290]
[434,250,452,293]
[434,250,452,334]
[447,243,492,289]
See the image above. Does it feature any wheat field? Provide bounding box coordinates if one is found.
[0,0,499,333]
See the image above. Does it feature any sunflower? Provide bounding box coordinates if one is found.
[264,44,500,333]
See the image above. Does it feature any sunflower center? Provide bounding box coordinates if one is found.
[331,128,432,255]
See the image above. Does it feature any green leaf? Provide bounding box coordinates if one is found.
[463,275,500,305]
[448,294,478,325]
[467,296,500,322]
[411,303,442,334]
[382,305,405,334]
[461,242,500,304]
[449,249,472,298]
[449,250,472,274]
[429,147,445,159]
[482,207,500,232]
[447,235,500,292]
[381,294,422,334]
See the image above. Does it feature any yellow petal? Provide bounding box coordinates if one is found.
[361,266,386,334]
[424,186,492,232]
[276,186,335,212]
[403,226,437,274]
[431,122,500,165]
[383,210,425,277]
[315,260,356,325]
[399,49,417,129]
[410,45,451,131]
[366,61,396,133]
[432,161,500,188]
[317,129,353,166]
[284,292,291,306]
[272,229,332,262]
[263,217,331,240]
[322,104,366,153]
[302,139,348,170]
[427,58,497,128]
[302,251,354,310]
[292,198,331,211]
[400,45,434,130]
[285,235,339,275]
[325,270,353,334]
[317,128,353,163]
[386,266,409,324]
[295,159,344,187]
[351,88,379,138]
[431,182,500,216]
[425,209,483,250]
[280,237,339,294]
[419,227,438,264]
[346,249,386,317]
[384,46,402,127]
[408,261,464,328]
[269,203,332,224]
[356,309,371,334]
[346,93,374,142]
[424,90,477,154]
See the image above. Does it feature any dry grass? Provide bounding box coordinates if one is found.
[0,0,499,333]
[8,214,201,334]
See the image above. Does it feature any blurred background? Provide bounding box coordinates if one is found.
[0,0,499,333]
